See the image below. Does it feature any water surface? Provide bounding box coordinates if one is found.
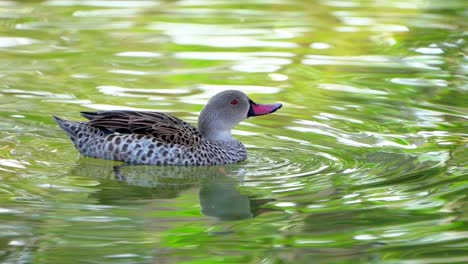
[0,0,467,263]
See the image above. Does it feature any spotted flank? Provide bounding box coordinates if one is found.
[53,90,282,166]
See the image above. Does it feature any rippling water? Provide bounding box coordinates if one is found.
[0,0,467,263]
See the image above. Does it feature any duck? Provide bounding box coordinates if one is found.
[53,90,282,166]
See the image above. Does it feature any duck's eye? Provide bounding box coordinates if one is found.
[230,99,239,105]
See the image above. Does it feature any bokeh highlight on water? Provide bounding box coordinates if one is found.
[0,0,467,263]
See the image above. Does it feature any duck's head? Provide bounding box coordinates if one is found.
[198,90,282,141]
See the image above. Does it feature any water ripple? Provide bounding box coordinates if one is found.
[44,0,158,8]
[302,55,444,70]
[148,22,300,48]
[0,0,466,263]
[0,37,38,48]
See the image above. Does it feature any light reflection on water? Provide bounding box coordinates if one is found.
[0,37,38,48]
[0,0,467,263]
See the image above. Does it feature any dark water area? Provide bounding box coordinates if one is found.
[0,0,467,263]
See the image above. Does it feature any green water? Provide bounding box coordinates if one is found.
[0,0,467,263]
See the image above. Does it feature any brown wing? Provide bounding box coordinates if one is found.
[81,110,201,146]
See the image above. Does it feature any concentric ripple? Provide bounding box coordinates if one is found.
[233,133,366,197]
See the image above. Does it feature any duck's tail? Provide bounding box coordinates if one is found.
[52,115,83,140]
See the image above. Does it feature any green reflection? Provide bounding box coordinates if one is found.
[0,0,467,263]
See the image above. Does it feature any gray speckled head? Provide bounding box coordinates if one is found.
[198,90,251,141]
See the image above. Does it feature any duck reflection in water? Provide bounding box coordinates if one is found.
[70,157,275,221]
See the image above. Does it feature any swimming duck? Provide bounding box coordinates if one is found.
[53,90,282,165]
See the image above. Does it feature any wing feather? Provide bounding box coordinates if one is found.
[81,110,201,146]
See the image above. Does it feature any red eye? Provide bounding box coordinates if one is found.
[230,99,239,105]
